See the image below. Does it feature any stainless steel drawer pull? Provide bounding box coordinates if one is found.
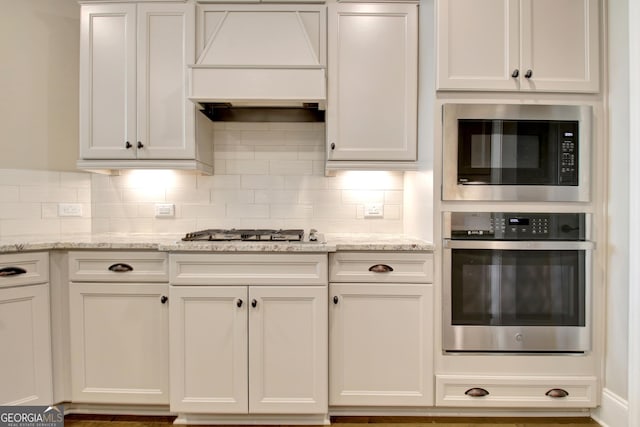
[546,388,569,398]
[369,264,394,273]
[465,387,489,397]
[108,263,134,273]
[0,266,27,277]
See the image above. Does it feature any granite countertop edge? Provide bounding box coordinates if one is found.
[0,233,435,254]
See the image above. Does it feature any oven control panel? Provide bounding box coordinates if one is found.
[448,212,586,241]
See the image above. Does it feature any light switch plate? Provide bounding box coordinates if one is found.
[364,203,384,218]
[58,203,83,217]
[155,203,175,218]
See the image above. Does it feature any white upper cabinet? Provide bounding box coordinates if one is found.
[79,3,213,173]
[326,2,418,168]
[436,0,600,93]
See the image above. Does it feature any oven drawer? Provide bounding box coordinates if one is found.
[329,252,433,283]
[68,251,169,282]
[0,252,49,288]
[435,375,598,408]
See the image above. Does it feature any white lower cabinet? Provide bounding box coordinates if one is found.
[329,252,434,406]
[170,285,327,414]
[169,253,328,417]
[68,251,170,404]
[0,252,52,405]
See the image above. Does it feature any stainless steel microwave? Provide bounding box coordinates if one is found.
[442,104,592,202]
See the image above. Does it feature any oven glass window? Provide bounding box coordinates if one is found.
[457,119,570,185]
[450,249,585,326]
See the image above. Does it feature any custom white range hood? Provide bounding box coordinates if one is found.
[188,5,326,112]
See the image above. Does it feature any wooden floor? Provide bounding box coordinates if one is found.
[64,415,600,427]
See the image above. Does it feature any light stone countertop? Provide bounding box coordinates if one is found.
[0,232,434,254]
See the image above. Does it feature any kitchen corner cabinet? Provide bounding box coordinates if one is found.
[329,252,434,406]
[436,0,599,93]
[68,251,170,404]
[0,252,53,406]
[169,253,328,416]
[78,3,213,173]
[326,2,418,170]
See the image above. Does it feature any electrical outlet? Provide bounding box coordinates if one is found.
[364,203,384,218]
[155,203,175,218]
[58,203,83,217]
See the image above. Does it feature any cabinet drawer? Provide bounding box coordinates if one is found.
[329,252,432,283]
[69,251,169,282]
[0,252,49,288]
[436,375,598,408]
[170,253,327,285]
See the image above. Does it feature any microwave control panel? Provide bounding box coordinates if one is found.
[558,122,579,185]
[449,212,586,241]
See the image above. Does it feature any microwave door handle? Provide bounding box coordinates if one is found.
[443,239,595,251]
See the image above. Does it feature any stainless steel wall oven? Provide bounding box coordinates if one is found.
[442,104,592,202]
[443,212,593,353]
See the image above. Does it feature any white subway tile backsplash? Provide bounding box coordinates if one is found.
[0,186,19,202]
[166,188,211,203]
[0,203,42,219]
[0,125,406,237]
[197,175,241,189]
[20,186,79,203]
[226,203,270,219]
[226,159,270,175]
[211,189,254,204]
[341,190,385,204]
[0,169,92,238]
[121,188,166,203]
[60,218,93,234]
[269,160,313,176]
[78,124,406,235]
[254,190,299,204]
[181,204,226,218]
[254,146,298,161]
[270,204,313,219]
[241,175,284,190]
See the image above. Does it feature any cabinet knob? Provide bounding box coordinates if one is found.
[251,299,258,308]
[0,266,27,277]
[108,263,134,273]
[545,388,569,398]
[511,69,519,78]
[330,143,335,150]
[368,264,394,273]
[125,141,132,149]
[524,69,533,79]
[465,387,490,397]
[160,295,168,304]
[333,296,339,304]
[137,141,144,149]
[237,299,243,308]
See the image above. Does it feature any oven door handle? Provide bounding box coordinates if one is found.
[443,239,595,250]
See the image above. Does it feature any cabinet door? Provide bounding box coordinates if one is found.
[520,0,599,92]
[136,3,196,159]
[249,286,327,414]
[329,283,433,406]
[169,286,248,414]
[327,3,418,162]
[437,0,520,91]
[79,4,137,159]
[0,284,52,405]
[69,283,169,404]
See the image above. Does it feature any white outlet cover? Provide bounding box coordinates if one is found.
[58,203,83,217]
[155,203,175,218]
[364,203,384,218]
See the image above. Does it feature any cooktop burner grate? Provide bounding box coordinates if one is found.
[182,229,306,242]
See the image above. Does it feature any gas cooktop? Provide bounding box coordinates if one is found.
[182,228,319,242]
